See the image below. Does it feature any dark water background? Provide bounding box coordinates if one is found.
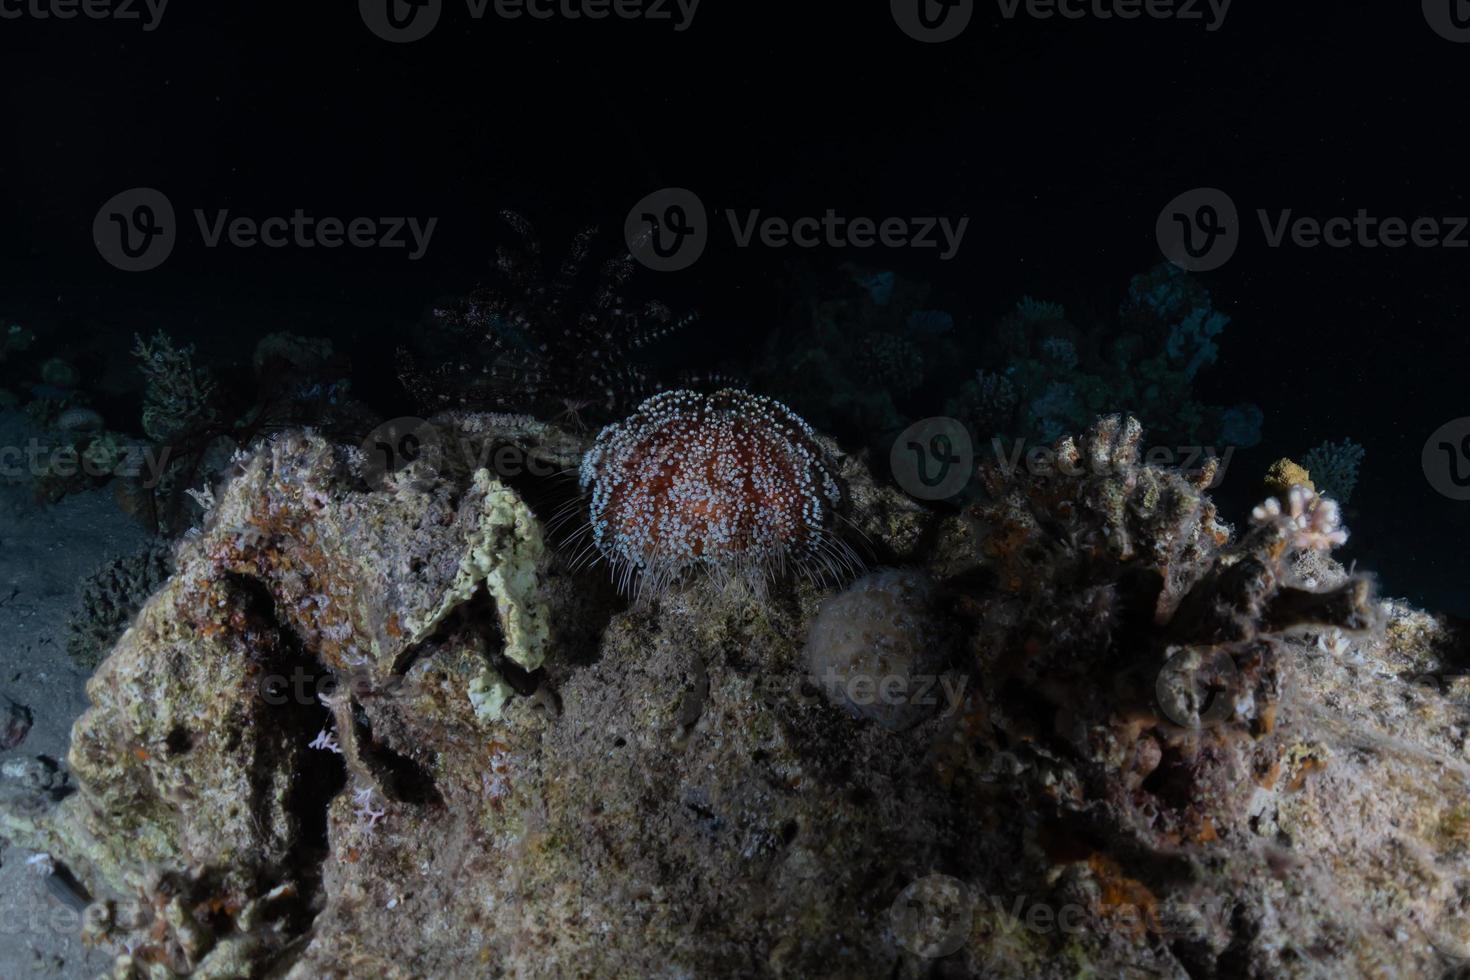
[1,2,1466,614]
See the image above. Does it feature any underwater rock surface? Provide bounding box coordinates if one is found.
[1,412,1467,978]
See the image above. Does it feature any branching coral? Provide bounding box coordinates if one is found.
[758,264,962,446]
[1252,484,1348,552]
[855,331,924,395]
[132,331,218,443]
[982,265,1261,448]
[1301,437,1365,504]
[948,368,1019,442]
[976,414,1230,605]
[1014,296,1066,324]
[126,330,371,535]
[968,415,1376,845]
[1040,336,1078,370]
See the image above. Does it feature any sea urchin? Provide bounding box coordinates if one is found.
[578,389,855,598]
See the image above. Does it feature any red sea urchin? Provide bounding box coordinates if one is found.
[578,389,857,597]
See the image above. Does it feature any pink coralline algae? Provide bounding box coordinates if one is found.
[578,389,853,596]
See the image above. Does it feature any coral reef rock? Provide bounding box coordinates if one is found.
[4,413,1469,979]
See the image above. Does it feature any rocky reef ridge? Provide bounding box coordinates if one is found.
[0,412,1466,979]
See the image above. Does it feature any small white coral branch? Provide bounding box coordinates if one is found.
[308,727,342,754]
[1252,485,1348,552]
[185,483,216,513]
[353,786,386,829]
